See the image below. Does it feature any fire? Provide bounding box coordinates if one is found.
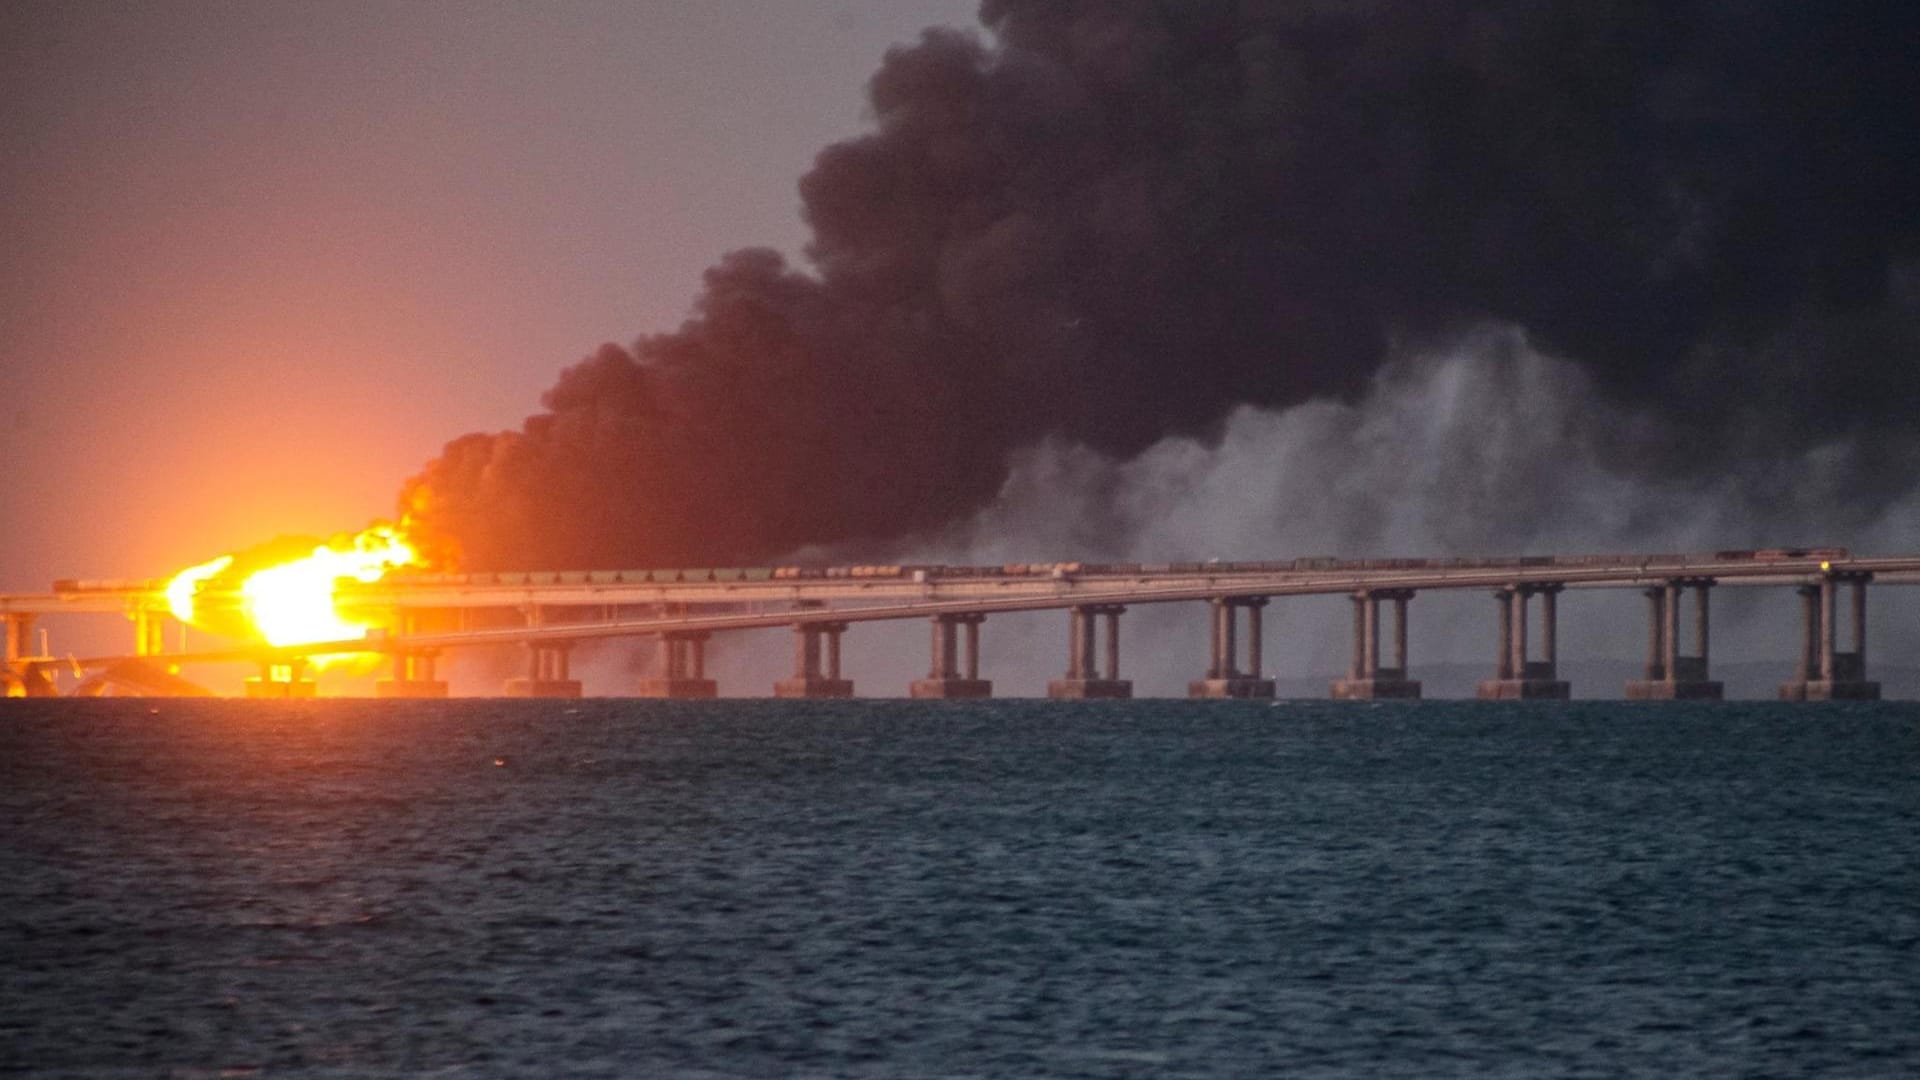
[241,526,419,646]
[163,523,422,653]
[165,554,233,625]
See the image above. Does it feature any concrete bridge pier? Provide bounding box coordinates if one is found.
[132,608,167,657]
[1780,573,1880,700]
[911,613,991,698]
[1190,597,1276,698]
[4,613,56,697]
[507,641,584,698]
[4,613,26,665]
[776,621,854,698]
[377,610,449,698]
[378,650,448,698]
[245,658,317,699]
[1477,585,1570,700]
[1627,579,1722,699]
[1331,589,1422,699]
[1049,604,1132,698]
[637,631,718,698]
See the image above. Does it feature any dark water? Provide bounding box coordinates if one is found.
[3,700,1917,1078]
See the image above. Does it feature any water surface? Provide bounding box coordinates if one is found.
[3,699,1916,1077]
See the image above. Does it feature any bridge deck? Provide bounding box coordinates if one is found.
[16,551,1918,665]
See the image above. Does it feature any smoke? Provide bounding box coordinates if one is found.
[832,327,1920,698]
[401,1,1920,571]
[929,324,1920,565]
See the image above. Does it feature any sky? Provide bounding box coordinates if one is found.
[1,0,975,590]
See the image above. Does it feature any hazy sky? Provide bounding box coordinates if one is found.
[1,0,976,589]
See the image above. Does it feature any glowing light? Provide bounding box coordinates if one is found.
[162,523,421,658]
[166,554,234,624]
[240,526,418,648]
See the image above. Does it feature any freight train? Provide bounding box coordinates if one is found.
[222,547,1844,592]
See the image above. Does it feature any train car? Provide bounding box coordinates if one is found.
[54,578,153,592]
[1754,547,1848,561]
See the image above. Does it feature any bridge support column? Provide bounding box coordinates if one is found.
[776,621,853,698]
[4,614,26,666]
[245,657,317,699]
[377,610,448,698]
[912,613,991,698]
[1190,597,1275,698]
[1628,578,1722,700]
[504,606,582,697]
[636,631,717,698]
[1331,589,1421,699]
[1781,573,1879,700]
[507,640,583,698]
[4,613,55,697]
[1049,604,1132,698]
[132,608,167,657]
[1478,585,1570,699]
[377,649,448,698]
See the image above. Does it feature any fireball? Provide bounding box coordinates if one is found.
[163,523,422,655]
[165,554,233,625]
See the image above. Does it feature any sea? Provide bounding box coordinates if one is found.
[2,699,1916,1079]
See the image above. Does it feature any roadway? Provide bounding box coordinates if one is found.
[22,551,1920,666]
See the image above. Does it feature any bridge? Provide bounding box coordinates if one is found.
[5,549,1916,701]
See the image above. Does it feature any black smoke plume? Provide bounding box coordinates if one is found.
[402,0,1920,571]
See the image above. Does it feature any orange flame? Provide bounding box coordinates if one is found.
[164,523,422,657]
[165,554,234,625]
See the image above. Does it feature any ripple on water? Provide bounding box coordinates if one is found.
[1,698,1916,1077]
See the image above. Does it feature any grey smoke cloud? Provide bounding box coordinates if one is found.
[801,326,1920,698]
[401,1,1920,573]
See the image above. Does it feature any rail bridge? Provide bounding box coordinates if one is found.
[6,549,1917,701]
